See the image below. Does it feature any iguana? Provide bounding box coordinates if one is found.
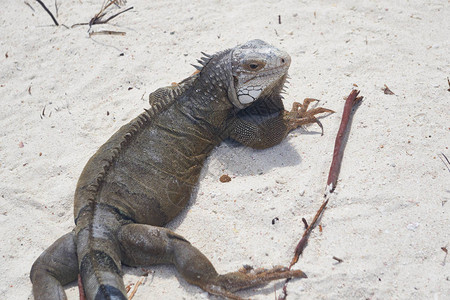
[30,39,333,300]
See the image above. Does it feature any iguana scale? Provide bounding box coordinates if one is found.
[30,40,333,300]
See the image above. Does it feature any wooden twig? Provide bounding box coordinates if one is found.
[24,1,35,12]
[96,6,133,25]
[128,275,147,300]
[71,6,133,28]
[332,256,343,263]
[54,0,58,17]
[35,0,59,26]
[438,153,450,173]
[278,90,362,300]
[326,89,362,194]
[89,30,126,37]
[288,199,328,269]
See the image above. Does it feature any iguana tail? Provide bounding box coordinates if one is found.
[75,204,128,300]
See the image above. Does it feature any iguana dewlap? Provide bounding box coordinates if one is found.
[30,40,332,300]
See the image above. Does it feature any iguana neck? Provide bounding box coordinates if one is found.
[176,49,236,135]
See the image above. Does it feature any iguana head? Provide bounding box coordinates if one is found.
[228,39,291,109]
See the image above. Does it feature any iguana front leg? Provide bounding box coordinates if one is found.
[118,224,305,300]
[228,98,334,149]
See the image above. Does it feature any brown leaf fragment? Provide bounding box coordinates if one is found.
[219,174,231,183]
[442,246,448,254]
[5,52,8,58]
[447,77,450,92]
[383,84,395,95]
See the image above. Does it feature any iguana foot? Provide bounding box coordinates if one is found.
[284,98,334,134]
[203,265,306,299]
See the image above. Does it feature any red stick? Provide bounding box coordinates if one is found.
[279,90,362,300]
[326,89,361,194]
[78,274,86,300]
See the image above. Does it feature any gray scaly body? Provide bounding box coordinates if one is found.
[30,40,332,300]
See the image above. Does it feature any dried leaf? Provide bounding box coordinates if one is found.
[219,174,231,183]
[382,84,395,95]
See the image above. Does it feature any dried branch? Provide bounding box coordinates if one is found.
[54,0,58,17]
[35,0,59,26]
[128,275,147,300]
[71,6,133,28]
[278,90,363,300]
[438,153,450,172]
[326,89,362,194]
[95,6,133,25]
[89,30,126,37]
[288,198,329,269]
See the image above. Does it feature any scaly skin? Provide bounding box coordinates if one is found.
[30,40,332,300]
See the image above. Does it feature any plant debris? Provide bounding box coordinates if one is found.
[89,30,126,37]
[382,84,395,95]
[35,0,59,26]
[219,174,231,183]
[332,256,343,263]
[278,90,362,300]
[441,245,448,266]
[72,0,133,30]
[438,153,450,172]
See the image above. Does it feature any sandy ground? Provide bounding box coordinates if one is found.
[1,0,449,299]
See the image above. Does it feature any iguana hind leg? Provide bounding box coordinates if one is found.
[118,224,306,299]
[30,231,78,300]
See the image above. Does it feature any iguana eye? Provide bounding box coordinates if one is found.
[243,60,265,72]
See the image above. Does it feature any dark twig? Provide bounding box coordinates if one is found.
[438,153,450,172]
[278,90,362,300]
[71,6,133,28]
[54,0,58,18]
[24,1,35,12]
[98,6,133,24]
[301,218,308,229]
[35,0,59,26]
[332,256,343,263]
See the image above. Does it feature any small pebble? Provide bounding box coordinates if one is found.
[407,222,420,231]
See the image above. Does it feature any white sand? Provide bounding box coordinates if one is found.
[1,0,449,299]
